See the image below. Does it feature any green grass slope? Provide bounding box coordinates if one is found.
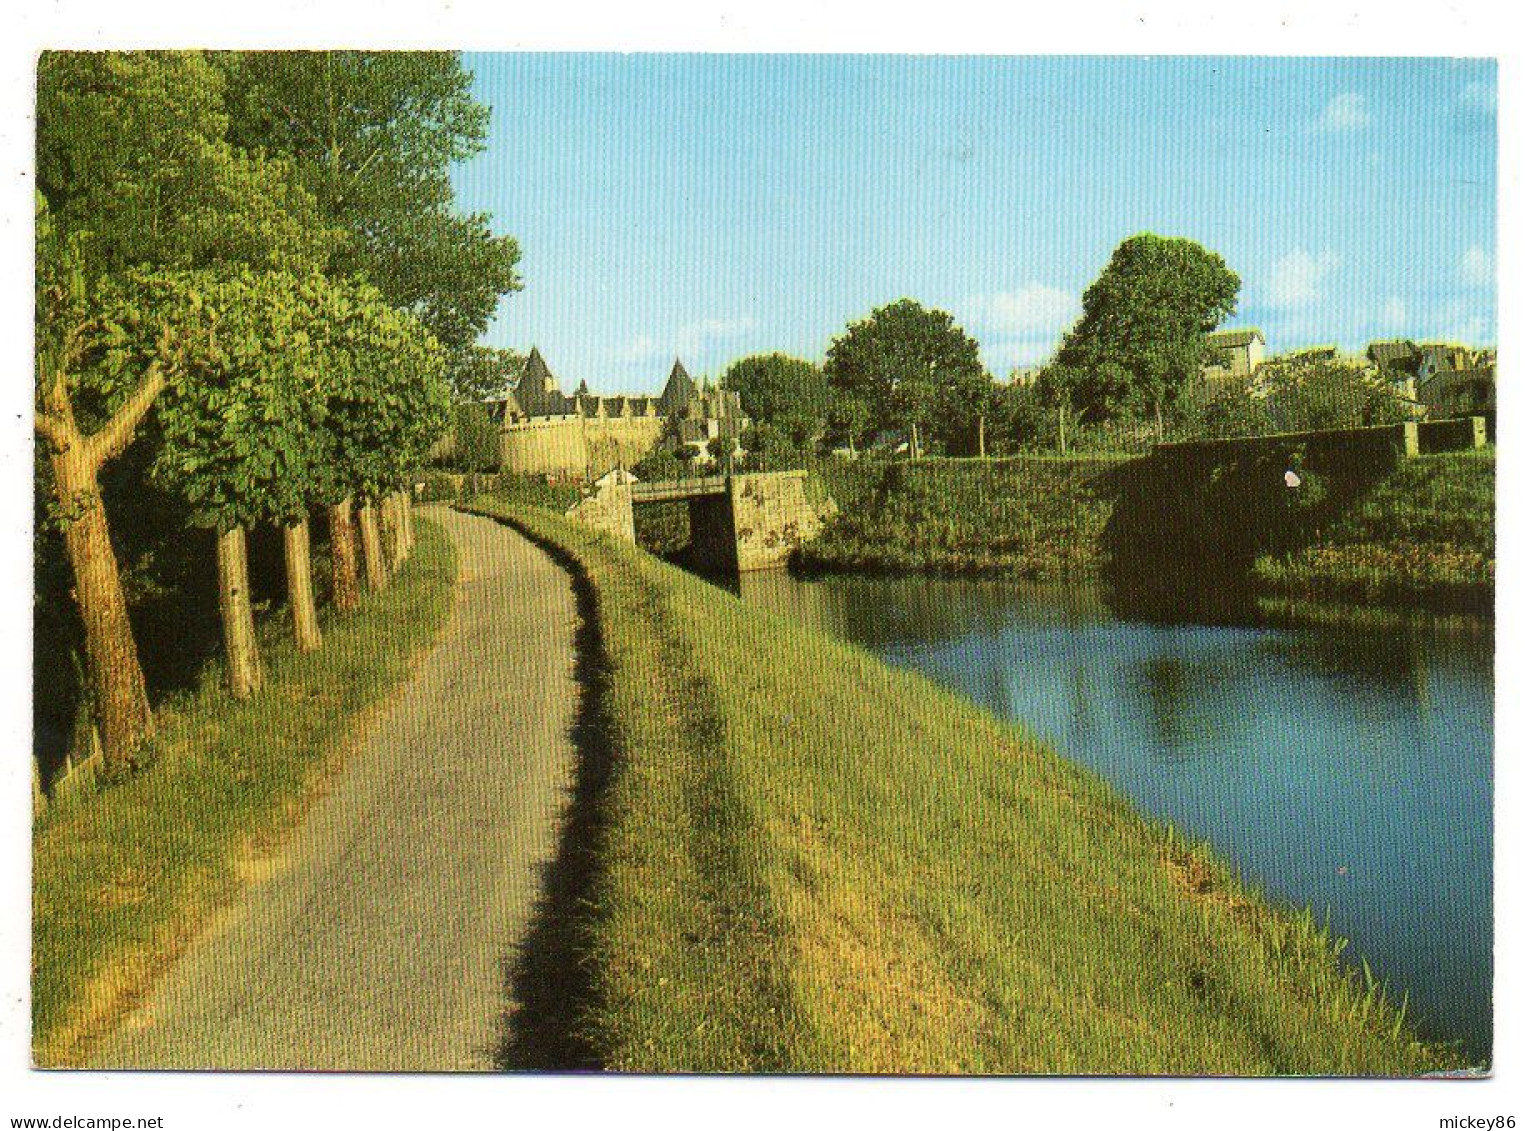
[32,520,458,1066]
[1253,450,1494,612]
[465,497,1460,1076]
[800,456,1133,579]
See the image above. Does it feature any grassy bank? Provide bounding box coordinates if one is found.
[800,455,1134,579]
[463,495,1460,1075]
[1252,450,1494,613]
[32,519,457,1066]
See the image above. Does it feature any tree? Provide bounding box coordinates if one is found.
[451,401,501,472]
[721,354,830,450]
[213,51,522,353]
[1055,234,1240,433]
[35,51,332,767]
[34,234,212,766]
[153,270,337,695]
[1261,359,1413,433]
[320,282,450,593]
[824,299,991,456]
[449,343,525,403]
[826,396,873,457]
[1032,364,1099,455]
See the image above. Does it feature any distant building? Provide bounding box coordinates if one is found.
[1417,365,1495,417]
[493,349,747,479]
[1365,339,1495,418]
[1202,328,1266,384]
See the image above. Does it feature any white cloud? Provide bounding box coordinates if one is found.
[618,316,758,364]
[1460,245,1494,287]
[1267,248,1340,309]
[676,316,758,357]
[1458,80,1497,115]
[965,285,1079,335]
[1313,92,1371,134]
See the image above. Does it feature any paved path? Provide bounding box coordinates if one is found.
[91,508,579,1071]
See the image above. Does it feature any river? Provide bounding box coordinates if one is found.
[734,572,1494,1063]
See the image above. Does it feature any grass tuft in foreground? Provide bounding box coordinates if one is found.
[32,518,457,1067]
[463,496,1464,1076]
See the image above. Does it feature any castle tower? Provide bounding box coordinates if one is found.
[658,358,698,416]
[515,347,568,416]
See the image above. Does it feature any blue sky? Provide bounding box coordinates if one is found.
[452,55,1496,395]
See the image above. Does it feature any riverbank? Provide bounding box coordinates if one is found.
[795,450,1493,616]
[32,521,458,1066]
[462,495,1460,1074]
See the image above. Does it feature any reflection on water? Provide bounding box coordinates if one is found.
[737,571,1494,1062]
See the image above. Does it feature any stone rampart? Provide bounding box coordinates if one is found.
[500,415,665,479]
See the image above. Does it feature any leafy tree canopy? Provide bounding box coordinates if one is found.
[824,299,991,451]
[213,51,522,351]
[1261,359,1412,433]
[152,270,333,531]
[449,342,525,403]
[721,353,830,449]
[318,280,452,502]
[1054,234,1240,420]
[37,51,335,276]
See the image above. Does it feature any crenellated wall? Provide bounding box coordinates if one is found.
[500,415,664,479]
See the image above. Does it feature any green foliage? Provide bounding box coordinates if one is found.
[37,51,335,276]
[449,343,525,402]
[631,448,687,482]
[803,456,1134,579]
[1185,384,1276,439]
[485,473,583,512]
[1260,359,1414,433]
[451,401,500,472]
[153,270,332,530]
[315,279,452,504]
[721,353,829,449]
[1055,234,1240,421]
[213,51,521,351]
[824,299,992,453]
[1253,451,1493,611]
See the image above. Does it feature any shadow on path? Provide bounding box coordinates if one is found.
[489,516,614,1071]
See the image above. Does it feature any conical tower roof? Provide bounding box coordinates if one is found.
[574,378,591,397]
[659,357,698,414]
[515,347,567,415]
[518,347,558,392]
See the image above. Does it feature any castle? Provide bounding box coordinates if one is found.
[488,348,747,479]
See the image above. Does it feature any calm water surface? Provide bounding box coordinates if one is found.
[735,572,1494,1062]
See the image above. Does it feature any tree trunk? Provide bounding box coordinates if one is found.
[48,445,154,772]
[328,497,361,613]
[400,492,415,558]
[1155,400,1165,442]
[1058,402,1068,456]
[909,421,920,461]
[977,414,986,459]
[357,499,387,592]
[216,525,263,699]
[283,517,322,653]
[379,494,401,574]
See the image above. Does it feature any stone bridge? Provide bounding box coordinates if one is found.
[566,470,827,572]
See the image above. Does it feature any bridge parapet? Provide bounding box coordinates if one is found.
[566,470,823,572]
